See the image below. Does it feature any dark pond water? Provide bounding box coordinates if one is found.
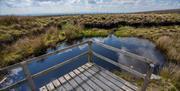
[0,35,165,91]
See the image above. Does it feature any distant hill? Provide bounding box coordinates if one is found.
[132,9,180,14]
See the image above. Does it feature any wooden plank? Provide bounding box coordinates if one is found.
[46,82,55,91]
[74,69,81,75]
[77,68,104,91]
[59,76,73,91]
[96,69,134,91]
[69,78,84,91]
[58,77,66,84]
[85,63,93,67]
[73,69,94,91]
[82,67,113,91]
[82,65,89,70]
[55,84,66,91]
[52,79,61,88]
[68,71,85,91]
[69,71,76,78]
[39,86,48,91]
[78,67,85,72]
[56,86,66,91]
[67,72,84,91]
[87,67,122,91]
[64,73,84,91]
[98,66,138,90]
[64,74,71,81]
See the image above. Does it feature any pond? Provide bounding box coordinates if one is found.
[0,35,165,91]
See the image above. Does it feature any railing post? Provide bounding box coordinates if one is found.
[21,61,36,91]
[88,40,93,63]
[141,63,154,91]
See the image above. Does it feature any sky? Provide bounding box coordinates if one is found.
[0,0,180,16]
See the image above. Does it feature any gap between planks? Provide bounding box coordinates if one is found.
[39,63,93,91]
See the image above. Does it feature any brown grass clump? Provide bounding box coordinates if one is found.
[160,63,180,81]
[0,36,46,67]
[156,36,173,51]
[156,36,180,63]
[160,63,180,90]
[0,26,65,67]
[63,24,82,40]
[43,27,64,47]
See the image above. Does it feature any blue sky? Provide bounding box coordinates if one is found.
[0,0,180,15]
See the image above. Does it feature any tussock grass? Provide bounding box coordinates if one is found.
[0,14,180,68]
[1,36,45,66]
[63,24,82,40]
[0,13,180,91]
[0,27,65,67]
[160,63,180,90]
[115,26,180,63]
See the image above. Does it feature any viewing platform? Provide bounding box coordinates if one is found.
[40,63,138,91]
[0,40,157,91]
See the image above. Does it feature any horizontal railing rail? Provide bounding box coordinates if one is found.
[92,41,155,91]
[0,41,88,71]
[32,51,88,79]
[0,41,89,91]
[0,40,155,91]
[94,41,156,64]
[93,51,146,78]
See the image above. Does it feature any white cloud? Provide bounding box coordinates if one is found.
[0,0,180,15]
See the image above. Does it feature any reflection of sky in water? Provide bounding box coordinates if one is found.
[0,36,165,90]
[78,44,88,50]
[0,67,24,88]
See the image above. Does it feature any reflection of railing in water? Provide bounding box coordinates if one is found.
[0,40,156,91]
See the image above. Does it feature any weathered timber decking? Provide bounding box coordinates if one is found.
[40,63,138,91]
[0,40,157,91]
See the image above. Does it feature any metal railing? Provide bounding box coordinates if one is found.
[0,40,155,91]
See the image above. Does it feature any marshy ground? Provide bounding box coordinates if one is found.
[0,14,180,91]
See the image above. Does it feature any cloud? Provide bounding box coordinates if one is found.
[0,0,180,15]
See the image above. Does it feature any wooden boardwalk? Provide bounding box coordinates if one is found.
[40,63,138,91]
[0,40,156,91]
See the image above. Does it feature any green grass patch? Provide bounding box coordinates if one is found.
[82,29,109,37]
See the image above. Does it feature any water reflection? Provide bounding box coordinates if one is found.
[0,35,165,90]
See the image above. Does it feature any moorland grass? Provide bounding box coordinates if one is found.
[0,24,109,67]
[0,14,180,90]
[0,27,65,67]
[114,26,180,90]
[115,26,180,63]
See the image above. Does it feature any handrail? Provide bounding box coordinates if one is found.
[0,78,26,91]
[94,41,156,64]
[93,51,146,78]
[0,41,88,71]
[32,51,88,79]
[92,41,155,91]
[0,40,155,91]
[0,41,89,91]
